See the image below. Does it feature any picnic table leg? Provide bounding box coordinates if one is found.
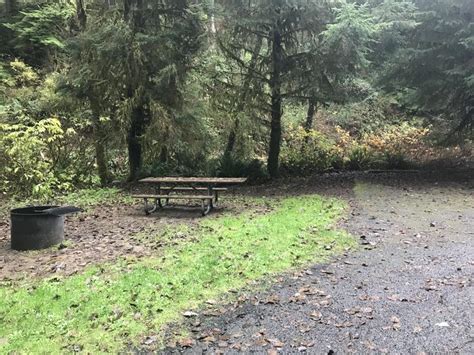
[156,183,167,208]
[208,185,215,209]
[144,198,149,215]
[201,199,211,216]
[144,198,158,215]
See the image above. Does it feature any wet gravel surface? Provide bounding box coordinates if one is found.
[163,171,474,354]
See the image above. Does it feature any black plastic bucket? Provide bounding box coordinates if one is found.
[10,205,82,251]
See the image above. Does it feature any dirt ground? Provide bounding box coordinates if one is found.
[159,170,473,354]
[0,189,260,281]
[0,200,224,281]
[1,170,473,354]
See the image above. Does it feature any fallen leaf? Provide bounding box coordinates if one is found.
[143,336,157,345]
[182,311,198,317]
[387,294,399,301]
[254,337,268,346]
[321,269,334,274]
[267,338,284,347]
[290,293,306,303]
[202,335,216,343]
[310,311,322,320]
[335,321,353,328]
[265,295,280,304]
[178,338,194,348]
[391,316,401,330]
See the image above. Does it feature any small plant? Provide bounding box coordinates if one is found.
[346,145,375,170]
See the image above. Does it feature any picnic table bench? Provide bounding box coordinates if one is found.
[132,177,247,216]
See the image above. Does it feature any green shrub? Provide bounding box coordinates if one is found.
[0,118,74,198]
[280,127,342,175]
[383,151,413,170]
[216,154,268,182]
[345,145,376,170]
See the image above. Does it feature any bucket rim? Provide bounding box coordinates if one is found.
[11,205,61,216]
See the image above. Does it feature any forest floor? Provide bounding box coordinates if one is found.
[0,170,473,353]
[162,170,474,354]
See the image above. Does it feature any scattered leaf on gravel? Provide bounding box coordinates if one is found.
[310,311,322,320]
[290,293,307,303]
[335,321,353,328]
[182,311,198,317]
[202,335,216,343]
[391,316,401,330]
[265,295,281,304]
[267,338,284,348]
[178,338,194,348]
[143,336,157,345]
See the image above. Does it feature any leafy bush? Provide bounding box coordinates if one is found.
[281,127,342,175]
[215,154,268,182]
[361,122,429,168]
[0,118,74,198]
[280,122,433,173]
[326,95,406,136]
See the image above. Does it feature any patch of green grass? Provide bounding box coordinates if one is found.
[0,195,356,353]
[57,188,133,208]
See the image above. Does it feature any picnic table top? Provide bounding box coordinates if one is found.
[139,177,247,185]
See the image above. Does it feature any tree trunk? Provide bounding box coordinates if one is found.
[76,0,87,31]
[90,99,110,186]
[5,0,18,16]
[125,0,146,181]
[210,0,216,33]
[267,28,283,178]
[159,125,170,163]
[127,106,146,181]
[224,128,237,157]
[224,37,263,157]
[304,98,317,132]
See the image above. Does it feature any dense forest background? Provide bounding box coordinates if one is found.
[0,0,472,198]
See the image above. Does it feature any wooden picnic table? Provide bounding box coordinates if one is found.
[139,177,247,184]
[133,177,247,216]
